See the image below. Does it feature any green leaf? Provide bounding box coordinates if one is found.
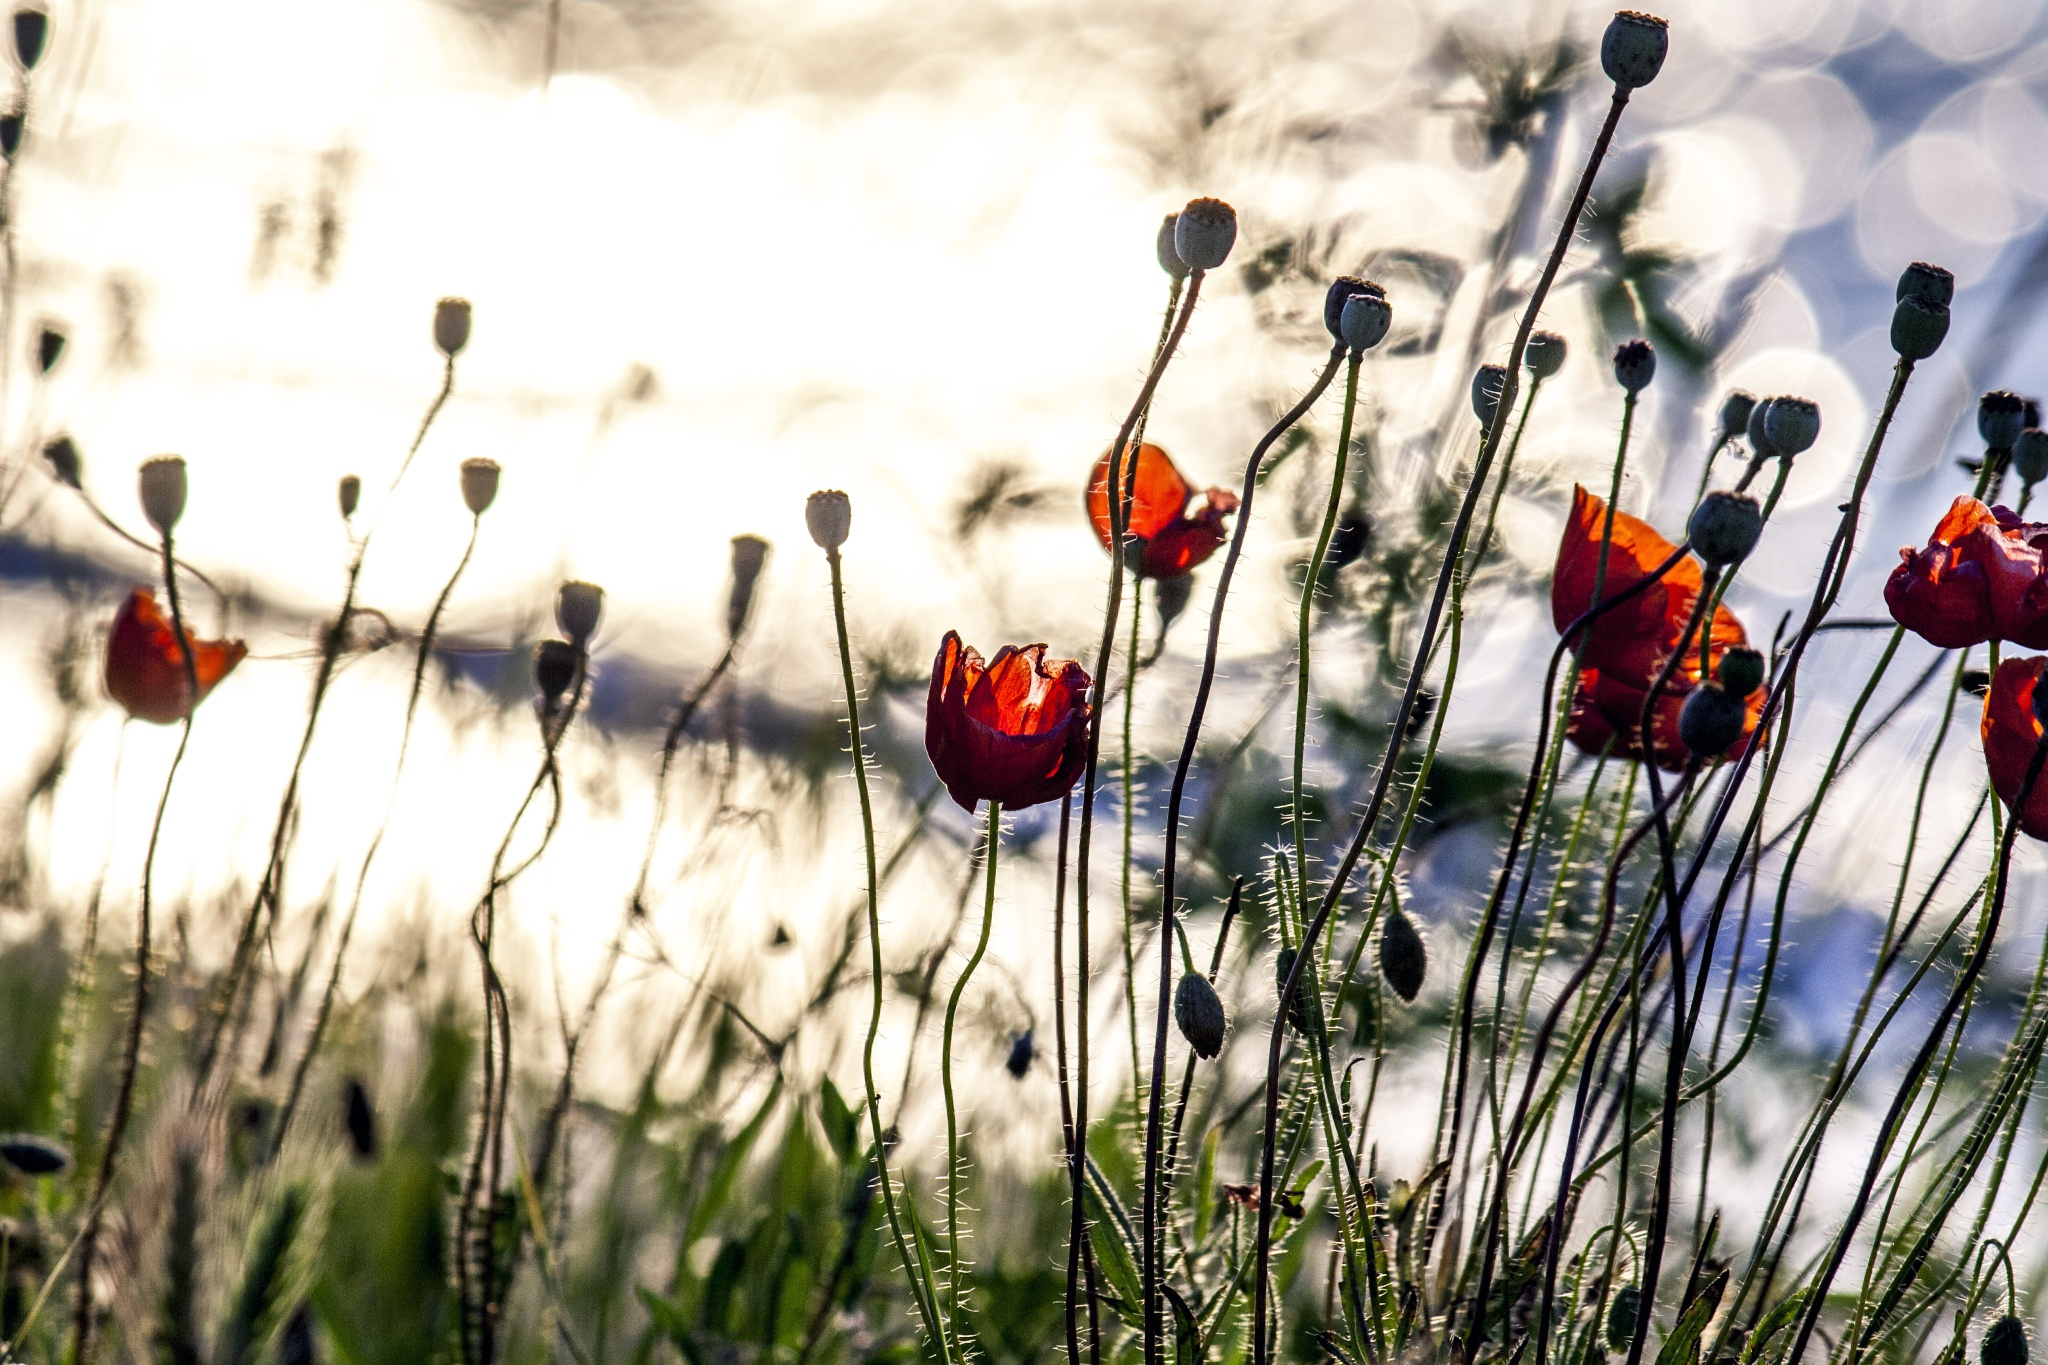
[1652,1267,1728,1365]
[1082,1163,1144,1328]
[1191,1127,1220,1247]
[819,1079,858,1162]
[686,1076,785,1246]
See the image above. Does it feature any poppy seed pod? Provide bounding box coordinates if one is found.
[1892,296,1950,360]
[338,474,361,520]
[1897,261,1955,308]
[555,580,604,646]
[727,534,770,641]
[1174,971,1227,1059]
[1606,1286,1641,1352]
[2015,430,2048,486]
[1525,330,1567,380]
[1763,396,1820,458]
[0,107,24,158]
[42,434,78,488]
[11,7,45,70]
[1323,276,1383,340]
[433,296,472,358]
[1983,1315,2028,1365]
[1979,391,2026,450]
[1688,491,1763,567]
[807,489,852,550]
[1156,213,1188,281]
[138,456,187,535]
[459,457,500,515]
[1718,646,1765,700]
[1380,906,1426,1002]
[1326,509,1372,576]
[1340,291,1392,353]
[1719,390,1757,443]
[1746,401,1780,459]
[1678,683,1748,758]
[1613,339,1656,393]
[1471,364,1508,428]
[533,639,578,705]
[35,323,62,373]
[1005,1030,1034,1079]
[1154,570,1195,631]
[0,1133,67,1176]
[1173,197,1237,271]
[1600,11,1668,89]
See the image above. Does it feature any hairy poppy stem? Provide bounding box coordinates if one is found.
[1122,577,1145,1116]
[942,801,1001,1344]
[1589,388,1637,612]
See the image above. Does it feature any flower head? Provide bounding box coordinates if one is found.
[1981,656,2048,840]
[925,630,1091,811]
[1087,442,1239,579]
[1884,497,2048,649]
[104,586,246,724]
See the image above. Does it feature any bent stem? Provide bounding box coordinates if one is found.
[943,801,1002,1344]
[1123,576,1145,1115]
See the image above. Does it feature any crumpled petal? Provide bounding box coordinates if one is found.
[104,585,246,725]
[1566,664,1763,772]
[1885,496,2048,648]
[1982,655,2048,841]
[1086,442,1236,579]
[926,630,1093,811]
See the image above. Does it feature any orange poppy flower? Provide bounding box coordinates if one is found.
[1981,655,2048,839]
[925,630,1092,812]
[1086,442,1238,579]
[104,586,246,724]
[1884,497,2048,649]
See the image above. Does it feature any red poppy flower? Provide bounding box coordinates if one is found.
[105,586,246,724]
[1086,442,1239,579]
[1884,497,2048,649]
[1566,664,1763,773]
[1981,655,2048,839]
[925,630,1092,812]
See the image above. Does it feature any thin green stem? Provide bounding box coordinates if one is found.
[942,801,1001,1348]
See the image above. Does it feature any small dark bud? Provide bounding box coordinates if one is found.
[1525,330,1567,381]
[1174,972,1228,1059]
[11,7,45,70]
[1678,683,1748,758]
[35,323,63,373]
[0,107,25,158]
[1005,1030,1034,1079]
[1325,509,1373,577]
[1688,492,1762,567]
[1174,197,1237,271]
[433,296,472,358]
[1892,297,1950,360]
[1275,947,1321,1036]
[0,1133,68,1176]
[1983,1316,2028,1365]
[343,1078,378,1160]
[1717,647,1765,700]
[1340,291,1392,353]
[41,433,78,488]
[1156,214,1189,281]
[1979,391,2026,450]
[138,455,187,535]
[1472,364,1508,428]
[1155,571,1195,631]
[338,474,361,520]
[1763,396,1820,458]
[807,489,852,550]
[1600,11,1668,89]
[1718,390,1757,443]
[1746,401,1779,460]
[1380,906,1426,1002]
[533,639,578,704]
[1897,261,1955,308]
[460,457,500,515]
[1323,276,1384,341]
[727,534,770,642]
[2016,430,2048,486]
[1606,1286,1641,1352]
[1961,668,1991,698]
[555,580,604,646]
[1613,339,1656,393]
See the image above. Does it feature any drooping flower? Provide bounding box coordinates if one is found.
[104,586,245,724]
[1086,442,1238,580]
[925,630,1091,812]
[1981,655,2048,840]
[1884,497,2048,650]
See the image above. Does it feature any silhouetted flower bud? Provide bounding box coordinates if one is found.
[1961,669,1991,698]
[1606,1286,1641,1352]
[2027,399,2041,428]
[1175,972,1227,1058]
[0,1133,67,1176]
[338,474,360,520]
[1897,261,1955,308]
[1525,330,1567,380]
[460,457,500,515]
[1613,339,1655,393]
[11,7,46,70]
[1678,683,1747,758]
[1173,197,1237,271]
[1156,214,1188,281]
[433,296,472,358]
[534,640,577,705]
[1980,391,2026,450]
[1601,11,1668,89]
[807,489,852,550]
[138,455,186,535]
[1689,492,1762,567]
[1380,906,1426,1002]
[1005,1029,1034,1079]
[1323,276,1383,341]
[1155,570,1195,631]
[728,534,769,641]
[34,323,62,373]
[1325,509,1372,577]
[0,107,25,158]
[1746,401,1778,459]
[1718,647,1765,699]
[1472,364,1508,427]
[343,1078,378,1160]
[1983,1315,2028,1365]
[1274,947,1321,1036]
[1892,297,1949,360]
[2016,430,2048,486]
[42,433,78,488]
[555,580,604,646]
[1719,390,1757,443]
[1763,396,1820,458]
[1340,291,1392,353]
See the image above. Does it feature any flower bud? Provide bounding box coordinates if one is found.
[1155,570,1195,632]
[1718,390,1756,443]
[1892,296,1949,360]
[0,1133,67,1176]
[1763,396,1820,458]
[1340,291,1392,353]
[0,107,25,158]
[1601,11,1669,89]
[1525,330,1567,381]
[1174,971,1227,1059]
[138,455,187,535]
[1746,400,1779,459]
[533,639,578,705]
[1678,683,1748,758]
[1897,261,1955,308]
[1323,276,1383,341]
[433,296,472,358]
[12,6,46,70]
[1173,197,1237,272]
[727,534,770,641]
[459,457,500,515]
[1380,906,1426,1003]
[1979,391,2026,450]
[2015,430,2048,486]
[34,323,62,373]
[1717,646,1765,700]
[1325,509,1372,578]
[1613,338,1655,394]
[1471,363,1508,427]
[555,580,604,646]
[1982,1315,2028,1365]
[41,433,78,488]
[338,474,361,520]
[1156,213,1189,281]
[1005,1029,1034,1079]
[1689,491,1762,567]
[807,489,852,550]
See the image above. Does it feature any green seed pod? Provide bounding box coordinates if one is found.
[1980,391,2026,450]
[1340,292,1392,353]
[1746,399,1779,459]
[1983,1316,2028,1365]
[433,296,472,358]
[1679,683,1748,758]
[1174,971,1228,1059]
[1156,213,1189,282]
[2015,429,2048,486]
[1525,330,1567,380]
[1613,338,1656,393]
[807,489,852,550]
[1606,1286,1641,1352]
[1380,906,1426,1002]
[1472,363,1508,427]
[1324,276,1383,341]
[1763,396,1820,458]
[1600,11,1668,89]
[1892,296,1950,360]
[1897,261,1955,307]
[1689,491,1763,567]
[1174,197,1237,271]
[1718,390,1756,443]
[1718,646,1765,700]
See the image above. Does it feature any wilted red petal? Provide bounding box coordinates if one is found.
[104,586,246,725]
[1885,496,2048,649]
[1086,443,1236,579]
[1143,487,1239,577]
[1552,485,1706,677]
[926,630,1093,811]
[1982,656,2048,841]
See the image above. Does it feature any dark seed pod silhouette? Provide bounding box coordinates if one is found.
[1606,1285,1641,1352]
[1380,906,1426,1002]
[1274,947,1320,1036]
[337,474,361,520]
[1718,390,1756,443]
[343,1077,378,1160]
[1612,338,1655,393]
[433,296,471,357]
[1005,1029,1034,1079]
[1525,330,1567,381]
[1174,971,1227,1059]
[35,323,63,373]
[0,1133,68,1175]
[1897,260,1955,307]
[1980,391,2026,450]
[0,107,24,158]
[42,433,78,488]
[534,639,578,705]
[1984,1316,2029,1365]
[1892,296,1949,360]
[11,7,45,70]
[728,535,770,642]
[1679,684,1748,758]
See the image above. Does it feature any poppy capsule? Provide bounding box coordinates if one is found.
[1718,390,1756,443]
[727,534,769,642]
[555,580,604,646]
[924,631,1091,812]
[1763,396,1821,458]
[337,475,361,520]
[1898,261,1955,307]
[807,489,851,550]
[35,323,62,373]
[1174,972,1227,1059]
[1613,339,1655,393]
[460,457,500,515]
[1380,906,1426,1002]
[1525,330,1567,381]
[1600,11,1668,89]
[1892,296,1949,360]
[1980,391,2026,450]
[11,7,44,70]
[104,586,246,724]
[1173,197,1236,271]
[433,297,472,358]
[1156,213,1188,281]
